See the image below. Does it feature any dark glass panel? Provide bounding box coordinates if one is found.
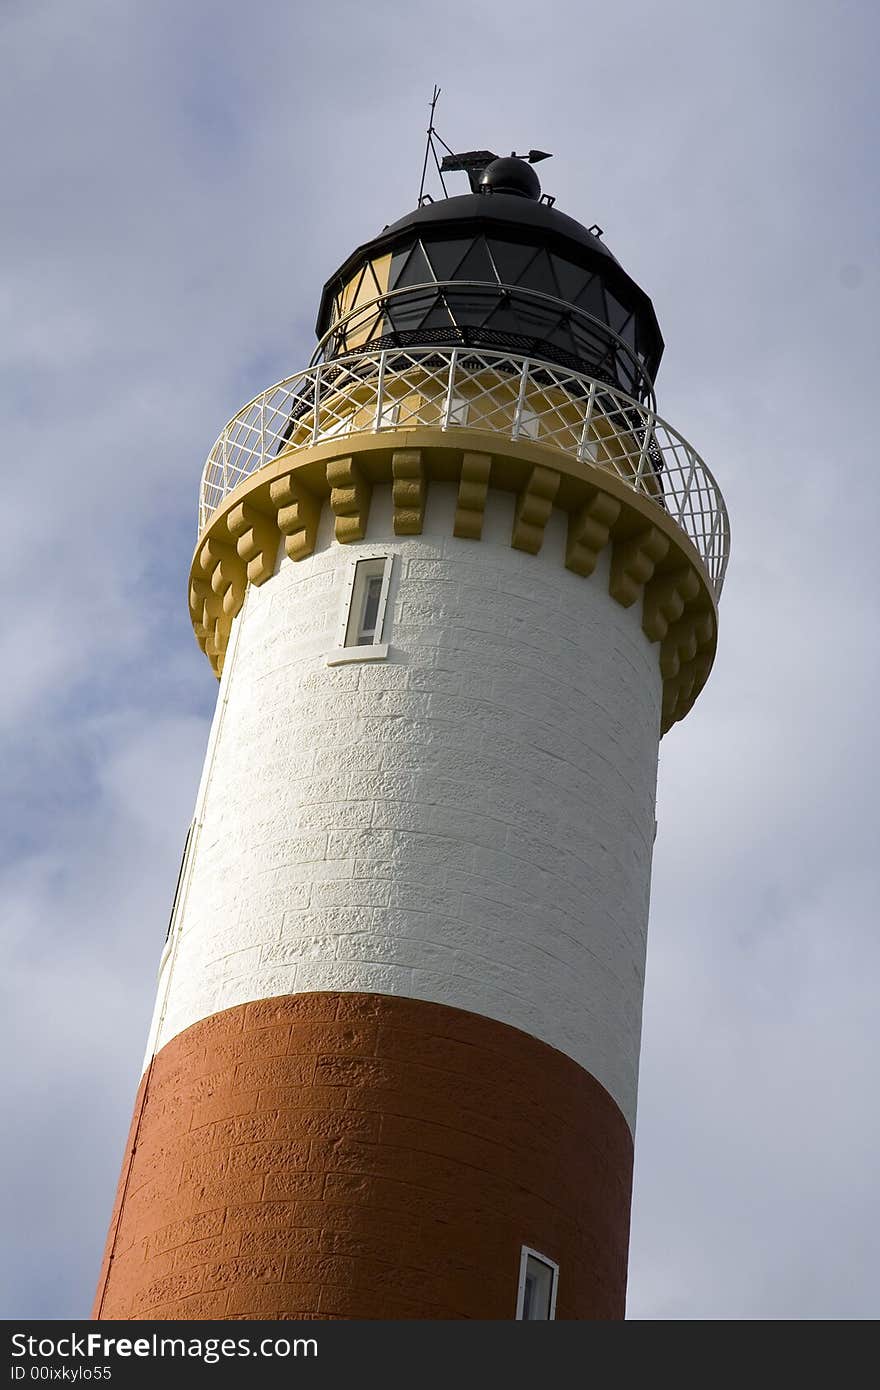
[544,318,582,359]
[389,242,433,290]
[444,284,498,324]
[570,312,615,362]
[423,238,473,282]
[604,291,632,334]
[414,300,458,330]
[448,236,496,285]
[611,350,635,393]
[534,299,579,350]
[386,286,437,333]
[388,248,409,289]
[515,247,558,300]
[634,324,658,376]
[505,295,562,340]
[570,314,610,353]
[592,341,619,383]
[481,296,527,334]
[550,254,591,305]
[618,313,636,349]
[486,239,540,286]
[574,276,608,322]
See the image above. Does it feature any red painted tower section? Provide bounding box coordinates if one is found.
[95,996,632,1318]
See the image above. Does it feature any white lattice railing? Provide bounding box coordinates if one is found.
[200,348,729,595]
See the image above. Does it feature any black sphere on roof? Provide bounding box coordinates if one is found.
[479,156,541,201]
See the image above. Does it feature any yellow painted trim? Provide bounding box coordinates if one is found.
[454,451,492,539]
[566,489,621,578]
[327,455,371,543]
[269,471,321,561]
[511,464,561,555]
[189,429,720,733]
[226,499,279,586]
[391,449,426,535]
[609,527,670,608]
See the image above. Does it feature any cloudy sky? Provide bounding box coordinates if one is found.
[2,0,877,1320]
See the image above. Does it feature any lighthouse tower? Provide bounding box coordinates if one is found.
[94,150,728,1321]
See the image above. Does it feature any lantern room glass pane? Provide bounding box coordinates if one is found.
[448,237,496,285]
[575,277,608,320]
[550,253,591,304]
[385,286,437,333]
[604,291,632,334]
[390,242,432,290]
[423,238,473,282]
[486,239,540,286]
[515,246,557,299]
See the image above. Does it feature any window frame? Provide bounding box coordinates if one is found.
[317,415,353,442]
[445,390,470,427]
[517,405,540,440]
[327,553,394,666]
[376,400,401,429]
[515,1246,559,1321]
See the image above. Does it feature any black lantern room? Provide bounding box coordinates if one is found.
[314,154,663,405]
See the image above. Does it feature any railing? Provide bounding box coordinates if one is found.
[200,348,730,595]
[310,279,656,406]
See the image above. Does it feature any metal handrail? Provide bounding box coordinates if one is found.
[199,347,729,595]
[310,278,655,408]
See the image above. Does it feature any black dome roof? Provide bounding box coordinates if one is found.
[386,191,618,260]
[318,192,629,327]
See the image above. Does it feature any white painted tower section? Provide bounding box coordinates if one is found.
[146,483,661,1131]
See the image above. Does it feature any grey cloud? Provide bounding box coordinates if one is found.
[1,0,877,1318]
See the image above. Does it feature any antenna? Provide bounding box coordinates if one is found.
[418,86,448,205]
[418,93,553,203]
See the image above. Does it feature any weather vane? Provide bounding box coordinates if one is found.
[417,85,552,205]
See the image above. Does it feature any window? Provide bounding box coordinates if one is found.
[445,390,469,426]
[327,555,394,666]
[348,563,385,645]
[580,431,599,464]
[317,414,353,441]
[516,405,540,440]
[516,1247,559,1320]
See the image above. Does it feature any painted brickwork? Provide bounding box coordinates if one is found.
[146,484,661,1130]
[96,994,633,1320]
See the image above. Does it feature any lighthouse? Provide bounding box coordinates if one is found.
[94,148,728,1321]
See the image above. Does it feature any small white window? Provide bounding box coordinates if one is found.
[446,391,469,427]
[518,406,540,440]
[515,1247,559,1320]
[327,555,394,666]
[347,560,385,645]
[316,416,353,445]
